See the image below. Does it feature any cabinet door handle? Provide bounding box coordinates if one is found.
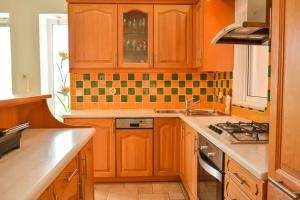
[194,137,198,154]
[227,171,245,185]
[53,190,58,200]
[84,154,88,177]
[65,168,79,182]
[269,177,300,200]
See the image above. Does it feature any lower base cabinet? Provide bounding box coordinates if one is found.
[116,129,153,177]
[267,182,294,200]
[38,139,94,200]
[224,175,251,200]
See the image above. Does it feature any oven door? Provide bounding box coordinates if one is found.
[197,150,223,200]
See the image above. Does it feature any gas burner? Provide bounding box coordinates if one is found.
[212,121,269,144]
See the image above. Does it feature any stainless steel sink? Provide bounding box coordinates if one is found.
[155,109,226,116]
[155,109,186,114]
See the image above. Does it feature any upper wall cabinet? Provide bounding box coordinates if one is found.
[154,5,193,68]
[67,0,196,4]
[195,0,234,71]
[69,4,117,69]
[118,5,153,68]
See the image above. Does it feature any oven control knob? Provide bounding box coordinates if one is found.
[200,146,208,151]
[207,152,215,158]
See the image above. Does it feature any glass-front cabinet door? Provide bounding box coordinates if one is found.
[118,5,153,68]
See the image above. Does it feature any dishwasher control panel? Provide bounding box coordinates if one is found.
[116,118,153,129]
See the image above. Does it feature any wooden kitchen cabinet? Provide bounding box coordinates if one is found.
[154,5,193,68]
[64,118,116,178]
[224,175,251,200]
[69,4,117,69]
[118,4,154,68]
[154,118,180,176]
[79,139,94,200]
[38,187,53,200]
[268,0,300,198]
[181,123,198,200]
[199,0,234,71]
[116,129,153,177]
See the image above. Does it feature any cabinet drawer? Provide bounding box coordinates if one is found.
[224,175,251,200]
[53,156,80,199]
[225,156,266,200]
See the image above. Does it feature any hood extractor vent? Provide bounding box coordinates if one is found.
[212,0,271,46]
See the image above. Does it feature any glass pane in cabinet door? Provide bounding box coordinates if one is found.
[123,11,148,63]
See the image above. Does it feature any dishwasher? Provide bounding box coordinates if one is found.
[115,118,154,177]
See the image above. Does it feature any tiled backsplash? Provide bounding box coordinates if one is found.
[70,71,233,110]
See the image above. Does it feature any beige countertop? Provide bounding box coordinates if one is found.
[64,110,268,180]
[0,128,95,200]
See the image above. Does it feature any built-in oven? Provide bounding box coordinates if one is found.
[197,134,224,200]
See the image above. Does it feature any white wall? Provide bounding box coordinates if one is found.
[0,0,67,94]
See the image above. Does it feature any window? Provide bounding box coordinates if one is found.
[39,14,69,121]
[0,13,12,95]
[233,45,269,110]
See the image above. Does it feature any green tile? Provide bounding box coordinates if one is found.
[193,95,200,101]
[216,81,219,87]
[121,81,127,87]
[164,81,171,87]
[143,88,150,95]
[98,73,105,80]
[268,65,271,78]
[172,73,178,80]
[230,72,233,79]
[128,73,135,80]
[121,95,128,102]
[157,73,164,80]
[221,80,224,88]
[207,81,214,88]
[150,95,157,102]
[106,81,113,87]
[150,81,157,88]
[113,74,120,80]
[157,88,164,95]
[115,88,120,95]
[128,88,135,95]
[226,80,230,88]
[84,88,91,95]
[83,74,90,80]
[186,74,193,80]
[268,90,271,102]
[143,73,149,80]
[193,81,200,87]
[179,81,185,87]
[200,73,207,80]
[91,81,98,88]
[207,95,214,102]
[98,88,105,95]
[136,81,142,87]
[223,72,227,79]
[200,88,207,95]
[76,81,83,88]
[77,96,83,102]
[186,88,192,95]
[164,95,171,102]
[106,95,113,102]
[218,73,221,79]
[135,95,142,102]
[91,96,98,102]
[223,88,227,96]
[171,88,178,95]
[179,95,185,102]
[230,89,233,96]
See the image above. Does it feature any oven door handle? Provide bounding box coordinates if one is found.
[197,151,223,183]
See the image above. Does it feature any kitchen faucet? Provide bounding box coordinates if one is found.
[185,97,201,113]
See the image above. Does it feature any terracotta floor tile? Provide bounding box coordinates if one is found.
[139,193,170,200]
[152,182,182,194]
[107,188,139,200]
[124,183,153,194]
[168,192,185,200]
[95,190,109,200]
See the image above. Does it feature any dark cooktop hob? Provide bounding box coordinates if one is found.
[209,121,269,144]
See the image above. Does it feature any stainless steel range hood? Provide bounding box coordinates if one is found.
[212,0,271,45]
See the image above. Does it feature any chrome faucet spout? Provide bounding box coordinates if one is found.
[186,98,201,113]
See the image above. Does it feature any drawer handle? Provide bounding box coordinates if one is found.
[65,168,78,182]
[228,171,245,185]
[82,155,88,177]
[269,177,300,200]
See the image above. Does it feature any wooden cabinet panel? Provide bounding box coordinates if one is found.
[80,139,94,200]
[53,156,80,200]
[267,182,294,200]
[202,0,234,71]
[69,4,117,69]
[225,156,266,200]
[154,5,193,68]
[38,187,53,200]
[116,129,153,177]
[154,118,180,176]
[182,123,197,200]
[224,175,251,200]
[193,0,204,68]
[179,121,185,180]
[269,0,300,197]
[64,118,116,178]
[118,4,154,68]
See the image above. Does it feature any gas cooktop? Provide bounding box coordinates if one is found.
[209,121,269,144]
